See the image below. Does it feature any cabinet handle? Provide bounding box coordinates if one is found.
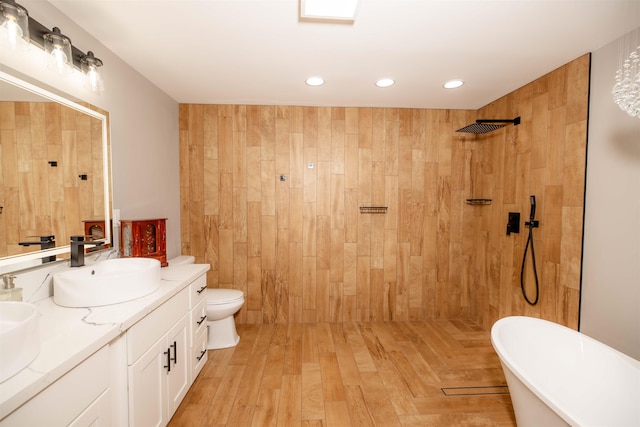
[196,285,207,294]
[164,349,171,372]
[196,349,206,361]
[171,341,177,366]
[197,315,207,325]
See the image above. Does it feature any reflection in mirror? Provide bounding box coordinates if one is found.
[0,71,111,273]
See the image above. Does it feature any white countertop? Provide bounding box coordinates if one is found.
[0,263,210,419]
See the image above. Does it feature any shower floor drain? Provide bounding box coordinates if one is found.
[441,385,509,396]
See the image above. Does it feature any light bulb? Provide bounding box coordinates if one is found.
[44,27,73,74]
[49,47,68,73]
[87,68,99,88]
[85,66,104,94]
[81,51,104,94]
[0,1,29,52]
[1,18,21,48]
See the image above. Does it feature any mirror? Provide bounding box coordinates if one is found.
[0,70,111,272]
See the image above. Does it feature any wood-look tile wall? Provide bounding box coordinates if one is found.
[0,101,106,257]
[467,54,590,330]
[179,54,589,328]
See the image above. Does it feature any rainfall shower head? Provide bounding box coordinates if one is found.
[456,117,521,134]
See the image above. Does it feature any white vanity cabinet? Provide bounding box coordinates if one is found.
[126,270,209,426]
[0,264,211,427]
[127,287,190,427]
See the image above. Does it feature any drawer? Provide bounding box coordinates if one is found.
[68,389,111,427]
[191,326,208,380]
[127,287,190,364]
[190,298,207,345]
[189,274,207,308]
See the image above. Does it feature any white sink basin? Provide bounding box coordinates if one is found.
[53,258,161,307]
[0,302,39,383]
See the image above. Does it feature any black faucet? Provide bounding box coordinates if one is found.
[70,235,105,267]
[19,235,56,263]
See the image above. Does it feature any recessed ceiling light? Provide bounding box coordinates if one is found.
[301,0,360,21]
[376,78,395,88]
[306,76,325,86]
[444,80,464,89]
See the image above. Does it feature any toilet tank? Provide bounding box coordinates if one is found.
[168,255,195,266]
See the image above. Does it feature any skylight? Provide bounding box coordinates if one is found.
[300,0,360,21]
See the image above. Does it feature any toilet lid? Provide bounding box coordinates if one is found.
[207,288,244,304]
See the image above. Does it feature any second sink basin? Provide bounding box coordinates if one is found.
[53,258,161,307]
[0,302,39,383]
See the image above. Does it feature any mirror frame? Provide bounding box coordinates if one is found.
[0,70,111,269]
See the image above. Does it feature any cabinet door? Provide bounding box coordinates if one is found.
[139,221,160,256]
[128,338,168,427]
[167,315,190,418]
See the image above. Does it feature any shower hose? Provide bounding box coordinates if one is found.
[520,222,540,305]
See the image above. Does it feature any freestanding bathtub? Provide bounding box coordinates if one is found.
[491,316,640,427]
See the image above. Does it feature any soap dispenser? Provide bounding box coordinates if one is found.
[0,275,22,301]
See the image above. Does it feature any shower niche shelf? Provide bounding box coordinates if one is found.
[466,198,492,205]
[359,206,388,214]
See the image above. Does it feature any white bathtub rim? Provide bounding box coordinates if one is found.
[492,316,574,425]
[491,316,640,427]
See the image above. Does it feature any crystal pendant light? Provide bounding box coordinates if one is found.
[81,51,104,94]
[43,27,73,74]
[0,0,29,51]
[612,40,640,119]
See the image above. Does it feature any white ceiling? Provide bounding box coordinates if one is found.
[50,0,640,110]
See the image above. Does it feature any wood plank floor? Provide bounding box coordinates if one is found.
[169,320,516,426]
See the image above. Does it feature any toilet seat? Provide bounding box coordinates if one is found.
[207,289,244,305]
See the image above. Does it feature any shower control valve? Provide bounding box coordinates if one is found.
[506,212,520,236]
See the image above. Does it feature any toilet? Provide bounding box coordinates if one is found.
[206,289,244,349]
[168,256,244,349]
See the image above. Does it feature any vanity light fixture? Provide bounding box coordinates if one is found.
[444,79,464,89]
[375,78,395,88]
[0,0,29,51]
[305,76,325,86]
[0,0,105,93]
